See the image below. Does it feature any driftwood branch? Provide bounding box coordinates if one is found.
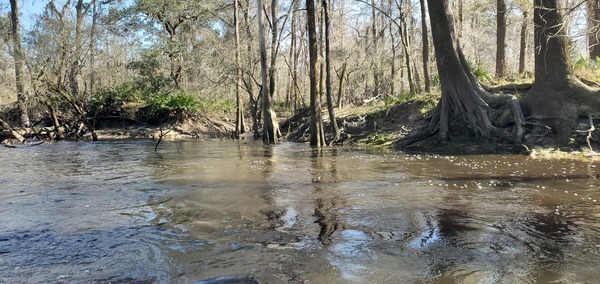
[0,118,26,143]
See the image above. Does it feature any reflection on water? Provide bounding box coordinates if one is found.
[1,140,600,283]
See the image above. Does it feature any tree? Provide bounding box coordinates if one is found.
[9,0,29,128]
[588,0,600,59]
[422,0,524,143]
[518,10,528,74]
[419,0,431,92]
[234,0,246,138]
[495,0,506,78]
[135,0,216,89]
[258,0,280,143]
[520,0,600,145]
[307,0,325,147]
[323,0,340,143]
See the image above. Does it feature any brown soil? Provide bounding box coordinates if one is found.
[93,116,236,140]
[280,100,429,146]
[280,98,600,156]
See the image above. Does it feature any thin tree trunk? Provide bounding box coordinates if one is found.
[290,0,301,111]
[336,63,347,107]
[458,0,464,39]
[307,0,325,147]
[420,0,431,92]
[9,0,29,128]
[519,10,528,74]
[234,0,246,138]
[401,16,415,94]
[323,0,339,143]
[269,0,278,101]
[90,1,97,97]
[259,0,280,143]
[70,0,86,100]
[395,0,415,94]
[371,0,380,97]
[243,0,259,137]
[496,0,507,78]
[588,0,600,59]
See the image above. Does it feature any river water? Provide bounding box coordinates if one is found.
[1,140,599,283]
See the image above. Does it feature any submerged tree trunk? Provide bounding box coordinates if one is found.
[495,0,507,78]
[424,0,524,143]
[258,0,280,143]
[234,0,246,138]
[521,0,600,145]
[307,0,326,147]
[9,0,29,128]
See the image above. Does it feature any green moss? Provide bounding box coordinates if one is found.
[363,133,398,146]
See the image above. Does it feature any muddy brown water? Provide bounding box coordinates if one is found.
[1,140,600,283]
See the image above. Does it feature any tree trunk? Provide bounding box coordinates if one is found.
[269,0,279,102]
[495,0,507,78]
[9,0,29,128]
[419,0,431,92]
[307,0,325,147]
[323,0,340,143]
[396,1,415,94]
[588,0,600,59]
[242,0,259,137]
[425,0,524,142]
[259,0,280,143]
[520,0,600,145]
[90,1,98,97]
[336,63,347,108]
[234,0,246,138]
[370,0,381,97]
[519,10,528,74]
[70,0,85,100]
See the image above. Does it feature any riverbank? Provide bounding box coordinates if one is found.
[93,116,236,140]
[280,96,600,157]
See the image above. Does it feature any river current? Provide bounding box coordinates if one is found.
[1,140,599,283]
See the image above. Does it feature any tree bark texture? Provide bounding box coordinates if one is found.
[420,0,431,92]
[519,10,528,74]
[521,0,600,145]
[307,0,326,147]
[258,0,280,143]
[495,0,507,78]
[234,0,246,138]
[323,0,340,143]
[589,0,600,59]
[426,0,524,142]
[9,0,30,128]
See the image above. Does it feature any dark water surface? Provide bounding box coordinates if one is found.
[1,140,600,283]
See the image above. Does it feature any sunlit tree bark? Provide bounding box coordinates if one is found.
[423,0,524,142]
[520,0,600,145]
[9,0,29,128]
